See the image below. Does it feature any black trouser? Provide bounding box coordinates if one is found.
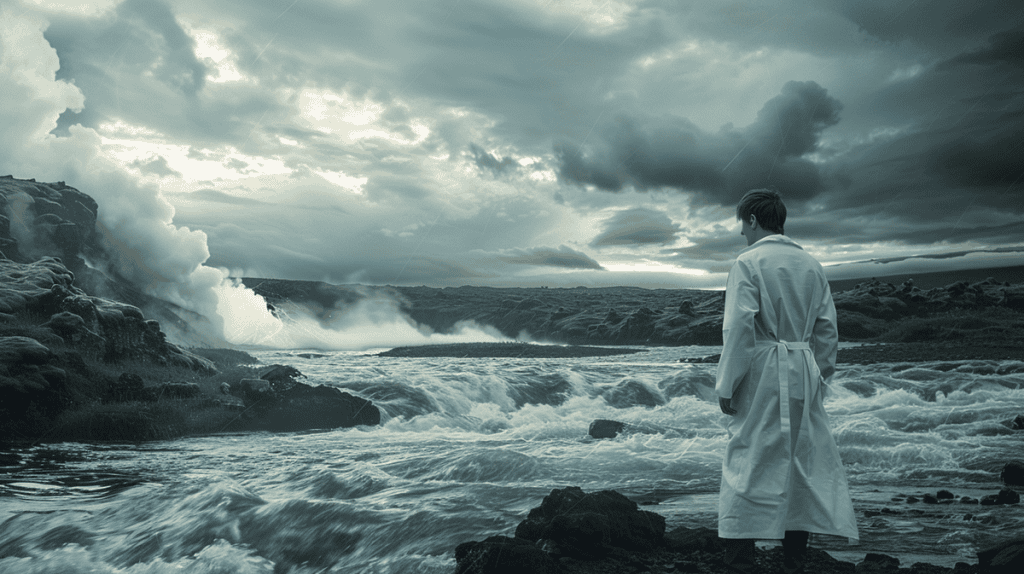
[722,531,809,573]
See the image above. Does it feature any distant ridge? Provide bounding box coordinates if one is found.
[827,264,1024,292]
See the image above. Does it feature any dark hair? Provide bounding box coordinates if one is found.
[736,188,786,234]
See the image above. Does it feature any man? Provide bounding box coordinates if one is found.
[716,189,858,573]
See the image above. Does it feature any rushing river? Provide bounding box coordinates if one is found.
[2,346,1023,573]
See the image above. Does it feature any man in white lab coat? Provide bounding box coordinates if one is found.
[716,189,858,573]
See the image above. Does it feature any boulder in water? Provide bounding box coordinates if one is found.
[228,381,380,432]
[1002,461,1024,486]
[589,419,626,439]
[980,489,1020,505]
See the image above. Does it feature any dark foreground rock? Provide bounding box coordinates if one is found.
[454,487,1023,574]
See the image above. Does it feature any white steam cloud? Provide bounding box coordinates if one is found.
[215,280,509,350]
[0,7,500,351]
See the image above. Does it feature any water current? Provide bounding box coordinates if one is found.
[2,346,1023,573]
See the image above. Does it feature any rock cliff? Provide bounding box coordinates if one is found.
[0,176,380,443]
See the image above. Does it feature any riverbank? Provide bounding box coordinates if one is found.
[453,486,1023,574]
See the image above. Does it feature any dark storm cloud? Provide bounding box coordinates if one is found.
[469,144,518,174]
[192,0,668,155]
[816,74,1024,239]
[491,246,604,270]
[830,0,1024,51]
[44,0,286,146]
[928,129,1024,188]
[556,81,842,205]
[116,0,207,95]
[45,0,206,104]
[591,208,681,247]
[664,236,740,263]
[941,25,1024,69]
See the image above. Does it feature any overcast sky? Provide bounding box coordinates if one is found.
[3,0,1023,293]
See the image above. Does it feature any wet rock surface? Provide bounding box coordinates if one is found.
[218,364,380,432]
[454,487,1022,573]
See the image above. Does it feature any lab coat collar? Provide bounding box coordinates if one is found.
[739,234,803,256]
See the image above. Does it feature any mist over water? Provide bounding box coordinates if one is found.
[214,281,509,350]
[3,347,1023,573]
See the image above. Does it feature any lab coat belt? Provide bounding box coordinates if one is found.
[757,340,812,455]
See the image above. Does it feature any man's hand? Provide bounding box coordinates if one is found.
[719,397,737,415]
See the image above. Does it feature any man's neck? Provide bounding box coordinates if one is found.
[750,229,780,245]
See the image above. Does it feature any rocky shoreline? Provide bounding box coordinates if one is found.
[453,486,1024,574]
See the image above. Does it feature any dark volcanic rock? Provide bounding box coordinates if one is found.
[978,537,1024,573]
[0,176,100,270]
[1,176,227,348]
[980,489,1020,506]
[227,381,380,432]
[589,419,626,439]
[855,553,900,573]
[454,487,1002,574]
[454,536,559,574]
[680,353,720,364]
[148,382,201,400]
[998,489,1020,504]
[513,487,665,556]
[260,364,305,390]
[0,256,216,440]
[0,336,67,422]
[105,372,145,402]
[1002,461,1024,486]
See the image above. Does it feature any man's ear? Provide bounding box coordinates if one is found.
[749,215,758,229]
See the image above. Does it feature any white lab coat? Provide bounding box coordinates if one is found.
[716,235,858,542]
